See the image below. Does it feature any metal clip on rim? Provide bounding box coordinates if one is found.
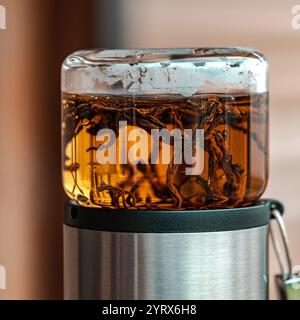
[269,201,292,279]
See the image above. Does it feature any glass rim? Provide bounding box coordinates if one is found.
[64,47,266,67]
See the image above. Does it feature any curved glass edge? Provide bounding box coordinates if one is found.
[61,47,268,96]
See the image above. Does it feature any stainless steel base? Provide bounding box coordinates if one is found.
[64,224,268,300]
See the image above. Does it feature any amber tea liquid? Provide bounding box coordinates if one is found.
[62,92,268,210]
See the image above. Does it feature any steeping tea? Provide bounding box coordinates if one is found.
[62,92,268,210]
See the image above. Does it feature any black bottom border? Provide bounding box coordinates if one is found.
[0,300,296,318]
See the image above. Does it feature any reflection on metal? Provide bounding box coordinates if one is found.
[64,225,268,300]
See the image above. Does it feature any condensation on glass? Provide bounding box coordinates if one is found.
[61,48,268,210]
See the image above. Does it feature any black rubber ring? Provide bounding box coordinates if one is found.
[64,199,283,233]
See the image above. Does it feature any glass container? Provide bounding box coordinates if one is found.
[61,48,268,210]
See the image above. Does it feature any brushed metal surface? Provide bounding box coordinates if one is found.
[64,225,268,300]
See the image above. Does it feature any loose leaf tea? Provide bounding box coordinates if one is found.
[62,92,268,210]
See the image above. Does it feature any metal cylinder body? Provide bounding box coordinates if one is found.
[64,225,268,300]
[63,200,283,300]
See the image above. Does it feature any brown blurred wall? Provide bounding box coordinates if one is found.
[0,0,96,299]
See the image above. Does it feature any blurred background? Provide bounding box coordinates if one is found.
[0,0,299,299]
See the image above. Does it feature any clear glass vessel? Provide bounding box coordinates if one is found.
[61,48,268,210]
